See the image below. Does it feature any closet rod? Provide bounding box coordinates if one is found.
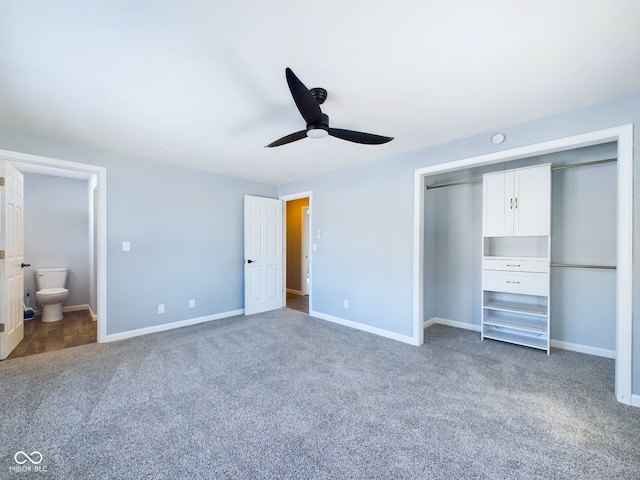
[550,157,617,171]
[425,157,617,190]
[425,178,482,190]
[550,263,616,270]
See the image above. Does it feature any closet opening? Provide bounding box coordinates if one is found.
[423,144,616,357]
[412,125,633,405]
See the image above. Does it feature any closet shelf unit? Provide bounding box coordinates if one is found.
[481,164,551,354]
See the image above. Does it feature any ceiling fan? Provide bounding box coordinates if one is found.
[266,68,394,147]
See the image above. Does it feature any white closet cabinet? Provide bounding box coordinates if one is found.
[483,164,551,237]
[481,164,551,354]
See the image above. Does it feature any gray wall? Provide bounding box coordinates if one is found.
[0,128,277,335]
[279,91,640,394]
[1,91,638,394]
[23,172,91,310]
[423,143,617,352]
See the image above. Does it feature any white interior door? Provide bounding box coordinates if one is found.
[244,195,283,315]
[0,161,25,359]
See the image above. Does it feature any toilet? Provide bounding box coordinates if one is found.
[35,268,69,322]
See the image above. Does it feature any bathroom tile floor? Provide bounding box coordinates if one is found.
[6,309,97,360]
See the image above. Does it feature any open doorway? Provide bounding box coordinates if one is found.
[0,149,107,359]
[7,167,97,359]
[281,192,312,314]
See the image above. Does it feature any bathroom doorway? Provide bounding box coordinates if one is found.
[7,165,97,359]
[0,149,107,360]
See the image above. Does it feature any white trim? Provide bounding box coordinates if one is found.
[103,309,244,343]
[311,310,418,345]
[426,317,617,359]
[62,304,90,313]
[413,172,425,345]
[632,394,640,408]
[550,339,615,359]
[280,191,313,313]
[413,124,634,405]
[0,149,108,344]
[88,304,97,321]
[301,205,310,296]
[424,317,481,332]
[27,304,91,316]
[279,191,313,202]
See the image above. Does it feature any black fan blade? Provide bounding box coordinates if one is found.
[328,128,394,145]
[265,130,307,147]
[286,68,323,126]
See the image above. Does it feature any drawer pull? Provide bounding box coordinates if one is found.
[506,280,521,284]
[506,264,520,267]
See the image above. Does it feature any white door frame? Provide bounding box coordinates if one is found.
[0,149,108,343]
[413,124,634,405]
[302,206,310,296]
[280,191,313,310]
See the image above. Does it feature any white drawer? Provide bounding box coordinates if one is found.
[483,270,549,296]
[483,258,549,273]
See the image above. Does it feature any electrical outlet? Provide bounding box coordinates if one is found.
[158,304,165,314]
[122,241,131,252]
[189,299,196,308]
[344,300,349,309]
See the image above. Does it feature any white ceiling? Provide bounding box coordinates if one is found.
[1,1,638,185]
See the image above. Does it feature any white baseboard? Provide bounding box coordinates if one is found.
[103,309,244,343]
[66,304,98,321]
[632,394,640,408]
[550,339,615,359]
[27,304,91,317]
[310,310,417,345]
[425,317,616,359]
[67,304,98,321]
[63,304,90,313]
[425,317,481,332]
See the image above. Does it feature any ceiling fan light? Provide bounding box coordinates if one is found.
[306,128,329,139]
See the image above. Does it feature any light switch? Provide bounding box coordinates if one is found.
[122,241,130,252]
[312,243,317,251]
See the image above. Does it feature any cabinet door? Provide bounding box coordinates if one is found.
[483,170,514,237]
[513,165,551,236]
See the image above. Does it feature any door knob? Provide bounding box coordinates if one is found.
[21,263,31,268]
[247,259,255,264]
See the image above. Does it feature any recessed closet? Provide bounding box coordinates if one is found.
[423,142,617,357]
